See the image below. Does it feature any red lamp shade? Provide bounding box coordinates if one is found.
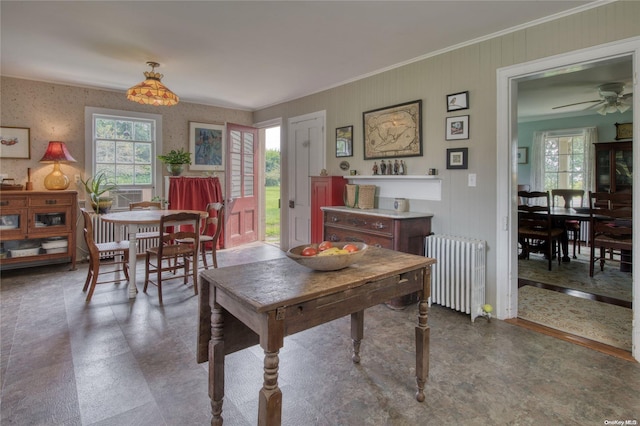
[39,141,77,163]
[39,141,77,190]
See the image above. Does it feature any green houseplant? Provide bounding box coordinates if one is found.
[81,171,117,214]
[157,148,192,176]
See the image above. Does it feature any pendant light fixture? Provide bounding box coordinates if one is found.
[126,61,179,106]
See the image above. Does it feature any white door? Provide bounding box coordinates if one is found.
[287,111,326,249]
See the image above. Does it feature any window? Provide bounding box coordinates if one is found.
[530,127,597,203]
[542,132,585,190]
[85,108,163,210]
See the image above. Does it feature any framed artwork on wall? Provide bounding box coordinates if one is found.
[336,125,353,157]
[363,99,422,160]
[189,122,225,171]
[0,127,30,159]
[517,147,528,164]
[446,91,469,112]
[615,122,632,140]
[446,147,468,169]
[445,115,469,140]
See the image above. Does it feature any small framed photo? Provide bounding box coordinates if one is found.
[336,125,353,157]
[189,121,225,171]
[517,147,528,164]
[446,91,469,112]
[614,122,632,140]
[446,147,468,170]
[445,115,469,140]
[0,127,30,159]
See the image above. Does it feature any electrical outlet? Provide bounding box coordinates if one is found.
[468,173,476,187]
[75,174,81,184]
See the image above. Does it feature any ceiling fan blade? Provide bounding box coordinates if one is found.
[552,99,601,110]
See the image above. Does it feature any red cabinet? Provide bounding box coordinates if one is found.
[311,176,346,243]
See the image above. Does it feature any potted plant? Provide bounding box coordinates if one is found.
[81,171,117,214]
[157,148,192,176]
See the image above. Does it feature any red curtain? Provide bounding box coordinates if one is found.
[168,176,224,248]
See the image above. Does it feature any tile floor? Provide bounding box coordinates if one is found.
[1,243,639,425]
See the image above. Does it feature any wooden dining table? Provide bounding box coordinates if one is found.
[100,209,207,298]
[197,246,436,425]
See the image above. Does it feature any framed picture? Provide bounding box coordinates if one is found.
[446,91,469,112]
[0,127,30,159]
[336,125,353,157]
[363,99,422,160]
[189,122,224,171]
[446,147,468,169]
[615,122,632,140]
[517,147,528,164]
[445,115,469,140]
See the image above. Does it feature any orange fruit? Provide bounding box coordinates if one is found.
[301,246,318,256]
[343,244,358,253]
[318,241,333,251]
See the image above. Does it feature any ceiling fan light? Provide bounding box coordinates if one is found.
[126,62,179,106]
[617,103,630,113]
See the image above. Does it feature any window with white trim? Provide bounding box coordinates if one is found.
[542,132,585,190]
[85,108,163,210]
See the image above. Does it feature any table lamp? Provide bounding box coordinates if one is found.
[39,141,77,190]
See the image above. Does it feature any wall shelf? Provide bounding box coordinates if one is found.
[343,175,442,201]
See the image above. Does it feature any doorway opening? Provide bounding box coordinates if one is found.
[264,126,281,246]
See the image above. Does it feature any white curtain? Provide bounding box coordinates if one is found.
[529,127,598,207]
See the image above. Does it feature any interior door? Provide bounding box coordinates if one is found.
[225,123,259,248]
[287,111,326,249]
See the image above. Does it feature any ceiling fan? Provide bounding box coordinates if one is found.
[552,82,632,115]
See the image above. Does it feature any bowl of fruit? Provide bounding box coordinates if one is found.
[286,241,368,271]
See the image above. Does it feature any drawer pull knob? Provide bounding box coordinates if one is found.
[372,222,386,229]
[331,216,340,223]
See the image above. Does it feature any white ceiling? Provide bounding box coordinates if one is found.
[2,0,623,118]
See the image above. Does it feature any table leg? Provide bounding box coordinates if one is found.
[351,310,364,363]
[210,300,225,426]
[258,350,282,426]
[415,270,430,402]
[128,225,139,298]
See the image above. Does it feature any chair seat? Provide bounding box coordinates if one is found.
[96,240,130,252]
[176,234,213,244]
[147,243,195,257]
[593,234,632,246]
[134,231,161,239]
[518,226,564,239]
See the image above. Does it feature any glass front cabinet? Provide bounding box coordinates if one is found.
[0,190,77,270]
[594,141,632,193]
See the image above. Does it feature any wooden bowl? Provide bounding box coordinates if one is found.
[286,242,368,271]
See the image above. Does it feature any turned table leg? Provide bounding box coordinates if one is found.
[258,350,282,426]
[210,301,225,425]
[415,268,430,402]
[351,310,364,363]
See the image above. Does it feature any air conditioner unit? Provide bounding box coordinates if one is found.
[112,189,143,210]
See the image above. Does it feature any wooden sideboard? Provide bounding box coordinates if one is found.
[322,206,433,308]
[0,190,77,270]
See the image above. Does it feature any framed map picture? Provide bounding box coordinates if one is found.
[363,100,422,160]
[189,122,224,171]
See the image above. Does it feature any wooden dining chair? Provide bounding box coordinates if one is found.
[518,191,564,271]
[80,208,130,302]
[588,191,632,277]
[143,212,200,304]
[551,189,584,258]
[176,202,224,269]
[129,201,163,244]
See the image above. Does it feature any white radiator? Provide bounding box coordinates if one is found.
[91,215,158,256]
[425,235,486,322]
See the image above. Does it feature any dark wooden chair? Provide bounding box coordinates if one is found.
[176,202,224,269]
[518,191,564,271]
[129,201,163,243]
[80,208,130,302]
[588,191,632,277]
[551,189,584,258]
[143,212,200,304]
